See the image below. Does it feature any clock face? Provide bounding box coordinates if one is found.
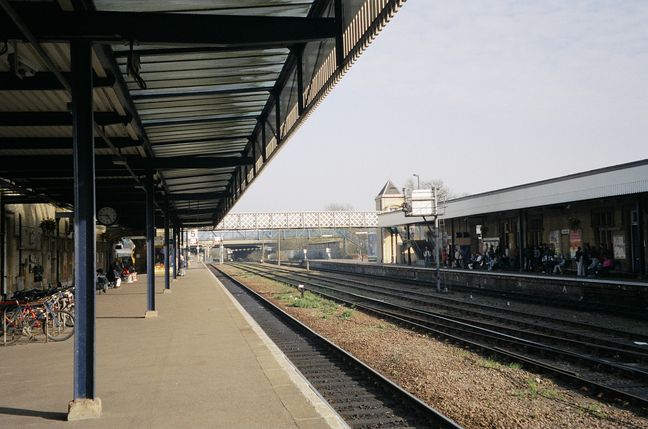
[97,207,117,226]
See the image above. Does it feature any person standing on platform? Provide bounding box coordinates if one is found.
[575,246,585,276]
[179,254,187,276]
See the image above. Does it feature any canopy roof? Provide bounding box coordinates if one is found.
[0,0,405,228]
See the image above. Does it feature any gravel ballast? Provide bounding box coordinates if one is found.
[220,266,648,429]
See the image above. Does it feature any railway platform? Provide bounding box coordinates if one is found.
[0,265,345,429]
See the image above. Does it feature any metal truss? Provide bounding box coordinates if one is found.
[214,211,380,231]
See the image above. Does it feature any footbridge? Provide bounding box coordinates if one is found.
[213,211,380,230]
[200,210,379,244]
[196,211,381,261]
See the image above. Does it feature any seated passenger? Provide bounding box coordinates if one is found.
[468,253,480,270]
[600,256,614,275]
[96,269,108,293]
[552,254,566,274]
[541,253,553,273]
[106,267,121,288]
[586,257,602,277]
[487,255,498,271]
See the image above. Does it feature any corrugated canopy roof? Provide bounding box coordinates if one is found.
[0,0,405,228]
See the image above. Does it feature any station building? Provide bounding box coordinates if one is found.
[376,159,648,278]
[0,201,116,297]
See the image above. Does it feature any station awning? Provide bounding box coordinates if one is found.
[0,0,405,228]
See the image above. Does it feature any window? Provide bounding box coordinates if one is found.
[592,209,614,250]
[526,216,543,246]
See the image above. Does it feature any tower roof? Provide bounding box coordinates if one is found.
[375,180,403,198]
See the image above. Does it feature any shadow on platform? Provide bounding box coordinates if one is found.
[0,407,66,421]
[96,316,144,319]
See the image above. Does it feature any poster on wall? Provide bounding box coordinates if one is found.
[569,229,582,258]
[482,237,500,254]
[613,235,626,259]
[549,230,560,252]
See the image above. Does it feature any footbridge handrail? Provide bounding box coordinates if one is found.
[214,211,381,230]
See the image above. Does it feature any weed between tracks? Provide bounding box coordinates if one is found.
[476,357,501,369]
[340,309,353,320]
[525,378,562,400]
[273,285,353,320]
[583,403,608,419]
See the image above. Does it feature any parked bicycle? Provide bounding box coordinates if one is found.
[2,287,75,345]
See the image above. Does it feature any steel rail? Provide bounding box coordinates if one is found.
[229,262,648,408]
[234,263,648,379]
[307,263,648,319]
[256,264,648,357]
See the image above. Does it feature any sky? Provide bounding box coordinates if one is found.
[234,1,648,213]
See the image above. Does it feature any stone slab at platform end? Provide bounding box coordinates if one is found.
[68,398,102,421]
[145,310,159,318]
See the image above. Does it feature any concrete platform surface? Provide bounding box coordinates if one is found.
[0,264,347,429]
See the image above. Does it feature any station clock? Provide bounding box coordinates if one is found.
[97,206,118,226]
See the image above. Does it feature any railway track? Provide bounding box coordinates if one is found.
[208,264,462,429]
[280,263,648,352]
[298,262,648,319]
[228,262,648,409]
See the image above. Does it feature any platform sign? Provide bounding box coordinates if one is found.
[410,189,434,217]
[188,229,199,245]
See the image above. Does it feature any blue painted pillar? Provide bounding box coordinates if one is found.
[179,227,184,268]
[146,171,156,314]
[184,229,189,266]
[71,40,96,401]
[164,202,170,290]
[172,225,178,279]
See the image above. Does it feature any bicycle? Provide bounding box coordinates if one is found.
[2,295,75,344]
[41,300,74,341]
[2,301,41,343]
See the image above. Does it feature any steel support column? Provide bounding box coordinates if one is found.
[145,171,156,317]
[184,229,189,264]
[406,225,411,266]
[261,123,267,163]
[450,219,456,267]
[638,196,646,277]
[55,218,60,283]
[179,227,184,269]
[69,40,101,418]
[0,198,5,297]
[164,202,170,291]
[274,91,281,144]
[296,46,305,115]
[251,143,257,176]
[518,209,526,271]
[172,225,178,279]
[176,226,180,274]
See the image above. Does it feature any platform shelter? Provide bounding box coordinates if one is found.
[0,0,406,419]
